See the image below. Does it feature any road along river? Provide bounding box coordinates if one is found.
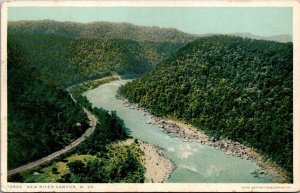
[8,108,97,177]
[85,79,272,183]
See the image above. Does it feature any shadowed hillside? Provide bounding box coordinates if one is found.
[8,38,89,169]
[8,20,196,86]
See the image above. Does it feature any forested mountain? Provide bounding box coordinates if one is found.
[9,80,145,183]
[60,108,145,183]
[8,20,187,179]
[8,38,89,169]
[120,35,293,175]
[8,19,293,182]
[10,21,290,87]
[8,20,196,43]
[8,20,188,86]
[8,38,145,182]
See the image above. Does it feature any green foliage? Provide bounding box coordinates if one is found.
[7,38,89,169]
[8,20,187,87]
[60,106,144,183]
[120,35,293,176]
[9,73,145,183]
[12,106,144,183]
[75,108,129,155]
[10,154,98,183]
[8,20,167,183]
[59,144,145,183]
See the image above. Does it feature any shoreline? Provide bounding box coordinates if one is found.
[117,97,290,183]
[119,139,175,183]
[139,141,175,183]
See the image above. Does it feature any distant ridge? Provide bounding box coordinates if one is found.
[230,32,292,43]
[200,33,292,43]
[8,20,196,43]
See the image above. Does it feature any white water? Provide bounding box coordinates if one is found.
[84,80,272,183]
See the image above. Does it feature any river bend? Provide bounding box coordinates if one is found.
[85,80,271,183]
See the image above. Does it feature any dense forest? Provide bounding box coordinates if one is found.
[8,38,89,169]
[8,21,290,87]
[8,20,193,86]
[58,108,145,183]
[8,20,180,181]
[8,20,293,182]
[8,40,145,181]
[9,83,145,183]
[8,34,182,87]
[120,35,293,176]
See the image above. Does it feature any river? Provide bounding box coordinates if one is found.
[84,79,272,183]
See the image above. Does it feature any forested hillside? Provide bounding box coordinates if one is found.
[8,39,145,182]
[8,20,196,87]
[8,19,293,182]
[9,81,145,183]
[9,24,185,86]
[120,35,293,175]
[8,20,196,43]
[59,108,145,183]
[8,38,89,169]
[8,20,186,179]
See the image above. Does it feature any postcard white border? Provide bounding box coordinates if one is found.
[1,0,300,192]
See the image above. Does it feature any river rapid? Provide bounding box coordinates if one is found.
[84,79,272,183]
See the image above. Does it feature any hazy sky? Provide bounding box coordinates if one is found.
[8,7,292,36]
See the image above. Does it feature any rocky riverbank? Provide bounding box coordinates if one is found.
[119,138,175,183]
[139,141,175,183]
[117,97,289,183]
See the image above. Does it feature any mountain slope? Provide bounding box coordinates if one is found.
[120,35,293,176]
[8,38,89,169]
[7,19,193,170]
[8,21,188,86]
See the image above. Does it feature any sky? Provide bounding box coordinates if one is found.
[8,7,292,37]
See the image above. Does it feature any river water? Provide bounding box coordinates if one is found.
[84,79,272,183]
